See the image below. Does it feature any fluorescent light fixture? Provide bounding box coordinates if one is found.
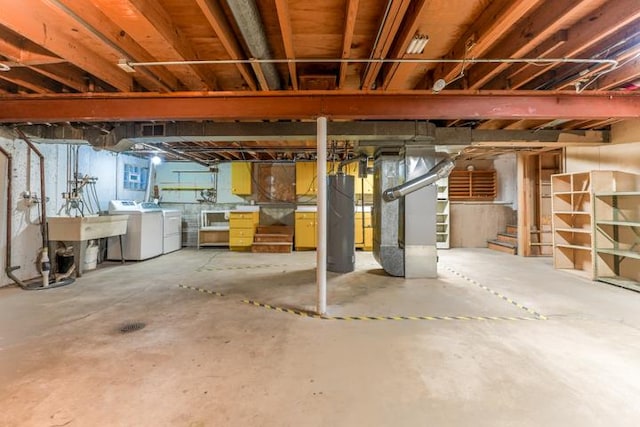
[406,34,429,54]
[151,155,162,165]
[117,59,136,73]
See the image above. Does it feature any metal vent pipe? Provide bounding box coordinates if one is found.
[226,0,281,90]
[382,156,455,202]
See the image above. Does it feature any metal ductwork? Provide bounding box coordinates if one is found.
[373,129,454,278]
[382,157,455,202]
[226,0,281,90]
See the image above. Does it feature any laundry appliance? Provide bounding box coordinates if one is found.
[107,200,163,261]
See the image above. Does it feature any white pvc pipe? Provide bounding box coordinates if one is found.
[316,116,327,315]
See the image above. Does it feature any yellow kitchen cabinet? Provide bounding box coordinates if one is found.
[354,211,373,251]
[344,162,373,196]
[229,211,259,251]
[295,162,317,195]
[295,211,317,249]
[231,162,252,195]
[296,162,342,196]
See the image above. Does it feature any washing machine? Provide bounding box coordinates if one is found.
[107,200,164,261]
[161,209,182,254]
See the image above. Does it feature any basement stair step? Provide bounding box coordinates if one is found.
[497,232,517,245]
[256,225,294,235]
[253,233,293,243]
[506,224,518,235]
[251,241,293,253]
[487,239,517,255]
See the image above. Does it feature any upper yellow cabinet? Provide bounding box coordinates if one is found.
[296,162,317,196]
[296,160,373,197]
[345,161,373,196]
[231,161,252,195]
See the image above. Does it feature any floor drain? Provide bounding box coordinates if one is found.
[119,322,146,334]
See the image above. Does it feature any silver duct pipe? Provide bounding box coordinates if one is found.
[226,0,281,90]
[382,156,455,202]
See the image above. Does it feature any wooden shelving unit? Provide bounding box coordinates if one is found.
[449,170,496,201]
[436,177,450,249]
[593,176,640,291]
[551,171,640,290]
[551,172,594,278]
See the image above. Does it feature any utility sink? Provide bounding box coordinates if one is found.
[48,215,129,241]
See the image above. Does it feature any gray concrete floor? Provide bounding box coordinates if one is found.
[1,248,639,426]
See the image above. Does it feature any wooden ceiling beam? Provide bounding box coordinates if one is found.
[596,56,640,90]
[51,0,179,92]
[509,0,640,89]
[0,32,65,66]
[560,120,592,130]
[433,0,543,85]
[466,0,590,90]
[381,0,429,90]
[361,0,411,90]
[25,64,87,92]
[250,60,270,91]
[550,31,640,91]
[194,0,258,91]
[338,0,359,89]
[504,119,550,130]
[476,120,513,130]
[499,30,569,86]
[0,0,132,91]
[93,0,217,90]
[2,92,639,123]
[0,68,58,94]
[274,0,298,90]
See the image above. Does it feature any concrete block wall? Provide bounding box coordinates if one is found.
[0,131,147,287]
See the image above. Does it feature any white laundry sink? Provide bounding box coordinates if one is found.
[48,215,129,241]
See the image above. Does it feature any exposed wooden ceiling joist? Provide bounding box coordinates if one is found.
[25,64,87,93]
[467,0,592,90]
[0,0,132,91]
[50,0,179,92]
[91,0,217,90]
[0,68,56,94]
[381,0,429,91]
[338,0,359,89]
[274,0,298,90]
[508,0,640,89]
[361,0,411,90]
[194,0,258,91]
[432,0,544,85]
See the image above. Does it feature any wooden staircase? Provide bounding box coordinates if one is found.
[487,225,518,255]
[251,225,293,253]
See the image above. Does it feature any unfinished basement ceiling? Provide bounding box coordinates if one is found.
[1,0,639,161]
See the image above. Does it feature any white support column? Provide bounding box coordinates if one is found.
[316,116,327,315]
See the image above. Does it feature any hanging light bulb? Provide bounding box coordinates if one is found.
[151,154,162,165]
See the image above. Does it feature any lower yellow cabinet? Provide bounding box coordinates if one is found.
[354,211,372,251]
[294,211,317,250]
[229,211,259,251]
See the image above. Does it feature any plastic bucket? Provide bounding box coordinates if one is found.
[84,242,99,271]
